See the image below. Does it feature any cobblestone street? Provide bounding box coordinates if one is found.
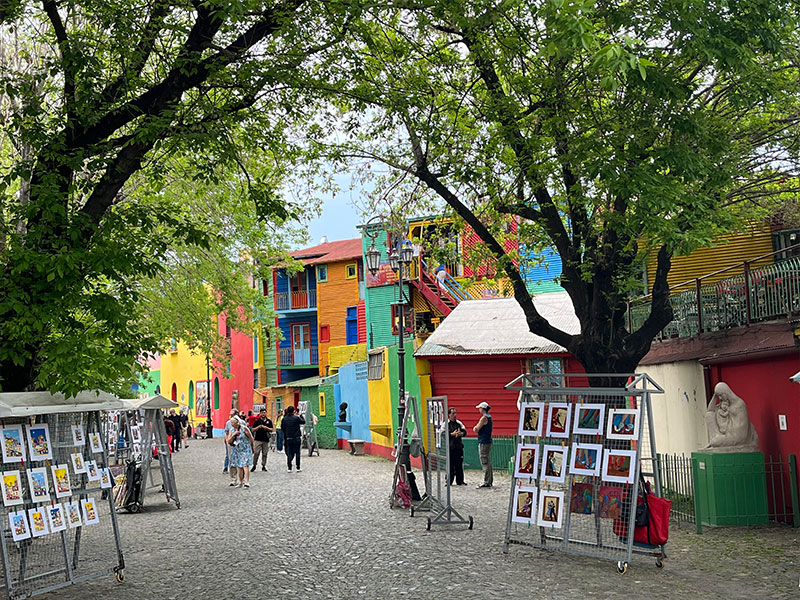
[44,439,798,600]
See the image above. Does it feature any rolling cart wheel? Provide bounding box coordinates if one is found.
[426,518,431,531]
[175,501,181,509]
[655,558,663,569]
[617,561,628,575]
[115,570,124,583]
[468,516,474,530]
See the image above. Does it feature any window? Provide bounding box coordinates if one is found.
[367,350,384,380]
[317,265,328,282]
[225,324,231,339]
[319,392,326,416]
[527,358,563,387]
[391,304,414,336]
[253,337,259,363]
[253,368,260,389]
[345,263,357,279]
[275,396,283,411]
[774,229,800,261]
[319,324,330,343]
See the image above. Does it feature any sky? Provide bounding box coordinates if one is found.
[300,172,365,247]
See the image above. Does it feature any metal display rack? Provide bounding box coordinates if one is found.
[503,373,665,573]
[0,391,127,599]
[298,401,319,457]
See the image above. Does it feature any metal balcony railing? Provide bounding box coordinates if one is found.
[274,289,317,311]
[629,244,800,340]
[277,346,319,367]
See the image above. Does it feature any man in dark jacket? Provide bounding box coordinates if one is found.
[280,406,306,472]
[167,409,182,452]
[447,408,467,486]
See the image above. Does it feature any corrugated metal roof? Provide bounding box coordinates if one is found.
[265,375,321,389]
[290,239,362,265]
[414,293,579,357]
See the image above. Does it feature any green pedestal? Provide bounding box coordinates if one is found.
[692,451,768,527]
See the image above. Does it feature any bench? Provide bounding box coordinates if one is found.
[348,439,366,455]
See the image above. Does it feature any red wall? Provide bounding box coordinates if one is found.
[711,352,800,459]
[429,354,583,435]
[211,315,255,429]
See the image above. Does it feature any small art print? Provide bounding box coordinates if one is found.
[28,507,49,537]
[71,453,86,474]
[85,460,100,482]
[1,425,27,463]
[51,464,72,499]
[25,423,53,462]
[47,503,67,533]
[1,470,24,507]
[537,489,565,528]
[89,433,104,454]
[573,404,605,435]
[9,510,31,541]
[570,482,593,514]
[546,403,571,438]
[598,485,623,518]
[569,443,603,476]
[511,485,538,525]
[518,402,544,437]
[99,468,112,489]
[602,449,637,484]
[540,445,567,484]
[607,408,640,440]
[26,467,51,502]
[81,498,100,525]
[514,444,539,479]
[71,424,86,447]
[66,502,82,528]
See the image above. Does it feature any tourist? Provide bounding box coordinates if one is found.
[281,406,305,472]
[223,408,238,483]
[225,417,254,488]
[163,414,175,453]
[275,409,285,453]
[447,408,467,486]
[472,401,493,488]
[250,409,274,473]
[167,408,182,452]
[246,410,258,428]
[179,408,189,448]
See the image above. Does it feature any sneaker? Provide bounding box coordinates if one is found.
[243,483,250,488]
[262,466,267,472]
[296,467,302,472]
[229,481,237,487]
[287,468,292,473]
[222,469,228,473]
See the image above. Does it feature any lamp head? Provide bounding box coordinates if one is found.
[365,242,381,276]
[389,250,400,272]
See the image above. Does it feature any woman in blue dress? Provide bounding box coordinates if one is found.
[226,417,254,488]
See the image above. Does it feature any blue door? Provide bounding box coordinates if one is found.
[345,306,358,345]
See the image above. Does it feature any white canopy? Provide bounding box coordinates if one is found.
[0,390,126,417]
[122,395,179,411]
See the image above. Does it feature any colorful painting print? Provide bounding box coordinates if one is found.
[598,485,623,518]
[512,485,538,525]
[26,467,51,502]
[66,502,82,528]
[540,445,567,484]
[9,509,31,541]
[47,503,67,533]
[195,381,209,419]
[81,498,100,525]
[89,433,104,454]
[99,468,112,489]
[85,461,100,482]
[1,470,24,507]
[602,449,637,484]
[71,424,86,447]
[51,464,72,499]
[545,403,571,438]
[25,423,53,462]
[569,443,603,476]
[514,444,540,479]
[1,425,27,463]
[131,426,142,444]
[573,404,605,436]
[71,453,86,474]
[570,482,593,514]
[518,402,544,437]
[606,408,640,440]
[28,507,49,537]
[537,489,565,528]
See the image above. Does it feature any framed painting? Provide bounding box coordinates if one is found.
[81,498,100,525]
[602,449,637,484]
[46,503,67,533]
[511,485,538,525]
[607,408,640,440]
[25,423,53,462]
[8,510,31,541]
[1,470,24,507]
[1,425,27,463]
[71,424,86,447]
[518,402,544,437]
[537,489,564,528]
[89,433,104,454]
[570,482,593,514]
[569,443,603,476]
[195,381,209,419]
[513,444,539,479]
[545,403,571,438]
[573,404,605,436]
[26,467,51,503]
[66,502,82,528]
[99,468,113,489]
[51,464,72,499]
[28,506,49,537]
[540,445,567,484]
[598,485,623,518]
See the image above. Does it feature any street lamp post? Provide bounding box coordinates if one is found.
[206,355,213,439]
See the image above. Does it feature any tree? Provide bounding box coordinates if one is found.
[319,0,800,381]
[0,0,342,393]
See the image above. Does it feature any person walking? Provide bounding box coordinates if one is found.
[179,408,189,448]
[250,409,274,473]
[226,417,254,488]
[275,409,285,453]
[223,408,238,481]
[447,408,467,486]
[472,401,493,488]
[167,408,182,452]
[281,406,305,472]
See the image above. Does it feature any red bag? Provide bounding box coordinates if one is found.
[614,492,672,546]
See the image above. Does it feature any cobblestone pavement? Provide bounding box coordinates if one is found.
[43,439,798,600]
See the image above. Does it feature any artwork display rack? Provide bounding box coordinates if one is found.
[389,394,427,509]
[299,402,319,457]
[502,373,665,573]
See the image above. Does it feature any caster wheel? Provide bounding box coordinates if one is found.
[410,507,415,517]
[655,558,663,569]
[468,516,474,530]
[175,502,181,509]
[617,561,628,575]
[115,570,124,583]
[426,518,431,531]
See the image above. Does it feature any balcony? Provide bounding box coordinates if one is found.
[278,345,319,367]
[629,248,800,340]
[274,289,317,311]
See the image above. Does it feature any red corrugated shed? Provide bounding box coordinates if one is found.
[357,299,366,344]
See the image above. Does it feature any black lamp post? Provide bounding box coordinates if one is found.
[205,354,213,439]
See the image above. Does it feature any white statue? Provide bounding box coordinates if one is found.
[702,382,759,453]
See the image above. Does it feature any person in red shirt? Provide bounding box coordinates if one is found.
[246,410,258,428]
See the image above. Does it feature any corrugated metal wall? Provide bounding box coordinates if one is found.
[316,260,361,376]
[328,343,367,373]
[356,299,366,343]
[520,245,564,294]
[365,284,410,348]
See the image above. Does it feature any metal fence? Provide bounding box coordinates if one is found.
[462,435,517,471]
[656,454,696,525]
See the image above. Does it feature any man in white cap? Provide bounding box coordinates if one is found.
[473,401,493,488]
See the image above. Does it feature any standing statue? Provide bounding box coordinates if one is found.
[703,382,759,453]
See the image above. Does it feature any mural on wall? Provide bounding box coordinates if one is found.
[366,261,399,287]
[196,381,209,418]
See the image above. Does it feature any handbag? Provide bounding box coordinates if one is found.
[613,476,672,546]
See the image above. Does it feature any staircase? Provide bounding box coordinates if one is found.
[411,260,472,317]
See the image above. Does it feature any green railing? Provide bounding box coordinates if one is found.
[462,435,517,471]
[630,246,800,340]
